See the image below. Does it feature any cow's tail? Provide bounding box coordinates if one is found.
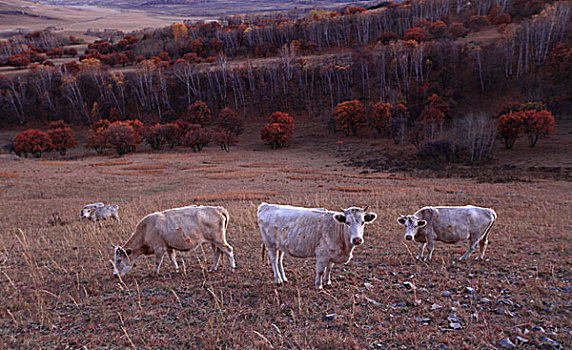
[482,209,497,241]
[219,207,230,232]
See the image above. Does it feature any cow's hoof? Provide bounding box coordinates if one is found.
[275,282,283,286]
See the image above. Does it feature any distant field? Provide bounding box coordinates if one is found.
[0,122,571,348]
[0,0,374,36]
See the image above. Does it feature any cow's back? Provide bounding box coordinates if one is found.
[417,206,495,243]
[258,203,336,258]
[150,205,227,250]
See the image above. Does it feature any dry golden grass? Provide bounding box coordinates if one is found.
[90,160,133,167]
[1,145,571,349]
[0,172,19,178]
[204,170,266,179]
[103,170,165,176]
[122,165,167,171]
[40,161,72,166]
[192,190,278,201]
[240,162,285,168]
[286,174,329,181]
[194,167,235,173]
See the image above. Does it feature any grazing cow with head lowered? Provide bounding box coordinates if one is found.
[258,203,377,289]
[85,204,120,226]
[113,205,235,277]
[80,202,104,221]
[397,205,497,262]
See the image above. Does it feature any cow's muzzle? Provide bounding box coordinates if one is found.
[352,237,363,245]
[405,235,413,241]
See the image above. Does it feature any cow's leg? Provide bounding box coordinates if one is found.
[315,258,328,290]
[277,250,288,283]
[209,243,222,272]
[154,248,166,276]
[460,235,480,261]
[113,213,121,226]
[266,247,283,285]
[477,238,488,261]
[323,262,335,287]
[424,239,435,262]
[416,243,426,260]
[167,249,179,272]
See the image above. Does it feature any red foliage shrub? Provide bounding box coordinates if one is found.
[404,27,427,42]
[116,54,130,67]
[492,13,511,25]
[47,126,78,155]
[141,123,180,150]
[496,111,526,149]
[158,52,171,61]
[430,20,449,38]
[260,111,294,149]
[185,101,212,126]
[63,47,78,57]
[370,102,393,134]
[216,107,244,137]
[183,52,202,64]
[468,15,490,31]
[377,32,398,45]
[61,61,80,74]
[46,48,64,58]
[102,121,141,156]
[213,130,237,152]
[449,22,469,38]
[345,6,366,15]
[523,110,555,147]
[86,119,111,154]
[182,126,213,152]
[14,129,53,158]
[6,54,30,68]
[205,56,216,63]
[334,100,366,136]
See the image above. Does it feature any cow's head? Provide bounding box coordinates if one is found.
[81,208,92,220]
[113,246,133,277]
[397,215,427,241]
[334,206,377,246]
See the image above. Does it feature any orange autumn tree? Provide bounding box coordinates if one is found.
[334,100,366,136]
[47,120,78,155]
[260,111,294,149]
[496,111,526,149]
[86,119,111,154]
[13,129,53,157]
[185,100,212,126]
[523,110,555,147]
[103,121,141,155]
[370,102,393,134]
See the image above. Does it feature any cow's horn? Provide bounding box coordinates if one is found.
[363,205,369,212]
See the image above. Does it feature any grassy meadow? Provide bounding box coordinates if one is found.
[0,142,571,349]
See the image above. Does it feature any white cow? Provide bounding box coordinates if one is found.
[113,205,235,277]
[85,204,121,226]
[80,202,104,221]
[258,203,377,289]
[397,205,497,262]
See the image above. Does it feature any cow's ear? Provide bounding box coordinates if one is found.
[417,220,427,228]
[397,216,407,225]
[334,214,346,223]
[364,212,377,223]
[125,248,132,256]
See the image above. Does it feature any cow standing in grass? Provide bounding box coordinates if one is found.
[113,205,235,277]
[80,202,104,221]
[258,203,377,289]
[397,205,497,262]
[84,204,121,226]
